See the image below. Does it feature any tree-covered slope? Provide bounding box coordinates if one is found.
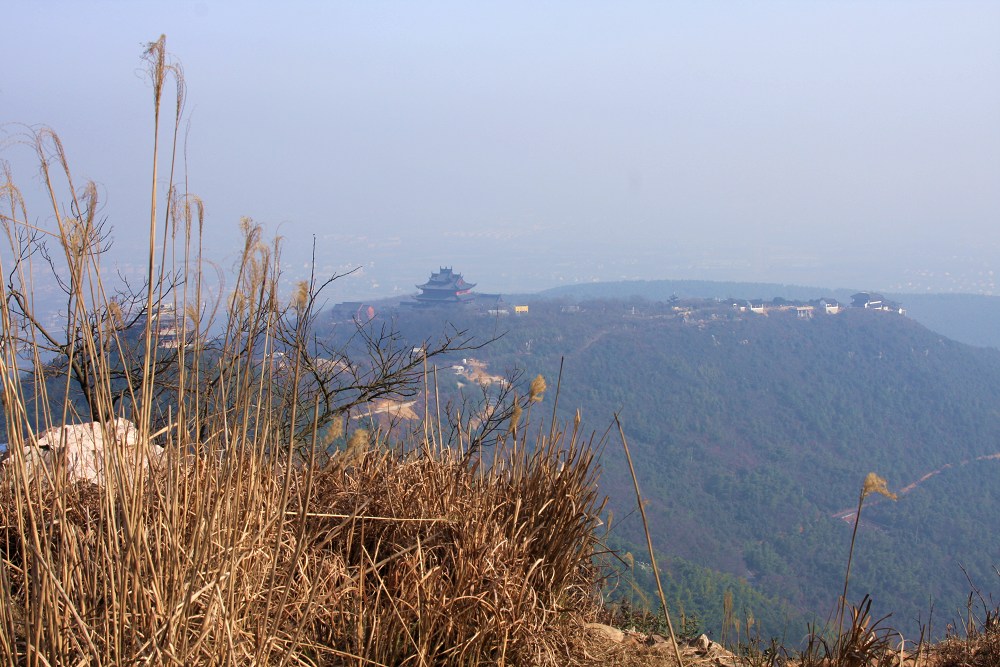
[322,299,1000,640]
[540,307,1000,638]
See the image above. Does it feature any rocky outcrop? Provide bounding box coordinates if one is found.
[583,623,738,666]
[7,419,162,486]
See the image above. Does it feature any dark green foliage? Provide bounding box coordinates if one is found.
[317,299,1000,641]
[603,537,798,642]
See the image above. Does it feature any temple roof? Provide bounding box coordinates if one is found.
[416,267,476,292]
[413,292,474,302]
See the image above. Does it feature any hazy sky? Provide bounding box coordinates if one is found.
[3,1,999,299]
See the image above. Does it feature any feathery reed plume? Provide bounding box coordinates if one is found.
[106,300,124,331]
[528,373,547,402]
[508,400,523,435]
[344,428,369,457]
[292,279,309,312]
[328,412,344,440]
[311,414,345,462]
[836,471,897,661]
[862,472,897,501]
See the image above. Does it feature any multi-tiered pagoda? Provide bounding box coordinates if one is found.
[413,267,476,306]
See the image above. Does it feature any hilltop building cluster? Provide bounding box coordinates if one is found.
[412,267,476,306]
[850,292,906,315]
[721,292,905,319]
[328,268,908,326]
[331,267,520,322]
[732,298,843,318]
[409,267,504,310]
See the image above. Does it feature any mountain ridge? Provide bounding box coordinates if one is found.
[531,278,1000,349]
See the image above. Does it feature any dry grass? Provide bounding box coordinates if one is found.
[0,421,608,665]
[926,584,1000,667]
[931,629,1000,667]
[0,36,611,665]
[297,432,606,665]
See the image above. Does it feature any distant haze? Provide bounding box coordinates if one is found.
[3,1,999,302]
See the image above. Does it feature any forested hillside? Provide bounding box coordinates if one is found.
[326,297,1000,640]
[538,279,1000,350]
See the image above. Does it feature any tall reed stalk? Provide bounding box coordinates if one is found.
[615,414,685,667]
[836,473,897,644]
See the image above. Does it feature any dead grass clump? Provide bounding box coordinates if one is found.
[0,421,607,665]
[793,595,903,667]
[0,432,312,663]
[929,590,1000,667]
[932,628,1000,667]
[297,431,606,665]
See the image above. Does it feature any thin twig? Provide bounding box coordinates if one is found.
[615,413,685,667]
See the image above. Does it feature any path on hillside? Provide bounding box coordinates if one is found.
[831,452,1000,522]
[570,328,615,358]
